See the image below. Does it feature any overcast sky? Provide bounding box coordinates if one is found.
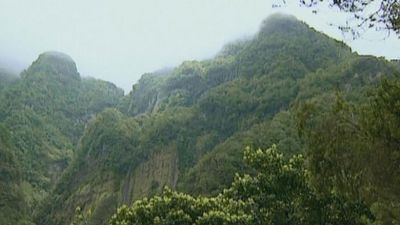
[0,0,399,92]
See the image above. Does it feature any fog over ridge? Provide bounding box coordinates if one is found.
[0,0,399,92]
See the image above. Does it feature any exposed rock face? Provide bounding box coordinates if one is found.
[126,72,165,115]
[121,146,179,203]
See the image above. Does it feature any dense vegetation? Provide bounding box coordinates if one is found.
[107,146,372,225]
[0,52,123,225]
[0,124,31,225]
[0,14,399,225]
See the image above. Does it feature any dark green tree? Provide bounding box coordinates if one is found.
[297,78,400,223]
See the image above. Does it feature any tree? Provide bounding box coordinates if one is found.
[296,79,400,224]
[278,0,400,37]
[319,0,398,36]
[109,145,372,225]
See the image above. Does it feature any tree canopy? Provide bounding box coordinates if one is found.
[108,146,372,225]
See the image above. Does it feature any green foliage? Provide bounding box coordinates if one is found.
[70,206,92,225]
[110,146,372,225]
[238,14,351,79]
[392,59,400,71]
[180,111,302,195]
[37,14,400,225]
[1,14,398,225]
[297,78,400,223]
[0,124,33,225]
[0,52,124,224]
[79,108,140,173]
[297,56,397,102]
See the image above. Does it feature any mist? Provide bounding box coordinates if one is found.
[1,0,399,92]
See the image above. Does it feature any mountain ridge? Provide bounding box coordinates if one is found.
[0,13,398,225]
[35,14,396,225]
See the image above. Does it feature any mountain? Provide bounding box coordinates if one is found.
[1,13,399,225]
[34,14,399,225]
[393,59,400,71]
[0,52,123,225]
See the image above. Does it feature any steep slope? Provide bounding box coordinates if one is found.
[35,14,400,225]
[0,52,124,223]
[121,14,352,117]
[0,124,32,225]
[393,59,400,71]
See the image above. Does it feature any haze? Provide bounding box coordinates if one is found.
[0,0,399,92]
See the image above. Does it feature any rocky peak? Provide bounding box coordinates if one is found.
[26,51,80,80]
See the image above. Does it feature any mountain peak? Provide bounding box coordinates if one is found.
[26,51,80,79]
[258,13,307,36]
[39,51,75,63]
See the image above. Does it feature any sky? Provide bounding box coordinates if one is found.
[0,0,399,92]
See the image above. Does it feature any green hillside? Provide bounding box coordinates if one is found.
[0,124,32,225]
[36,14,399,225]
[0,52,123,224]
[0,14,399,225]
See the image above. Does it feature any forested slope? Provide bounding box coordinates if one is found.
[0,52,123,225]
[0,14,399,225]
[37,14,399,225]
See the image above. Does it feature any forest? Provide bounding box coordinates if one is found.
[0,14,399,225]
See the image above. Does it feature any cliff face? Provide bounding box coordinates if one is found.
[38,142,180,225]
[122,147,179,202]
